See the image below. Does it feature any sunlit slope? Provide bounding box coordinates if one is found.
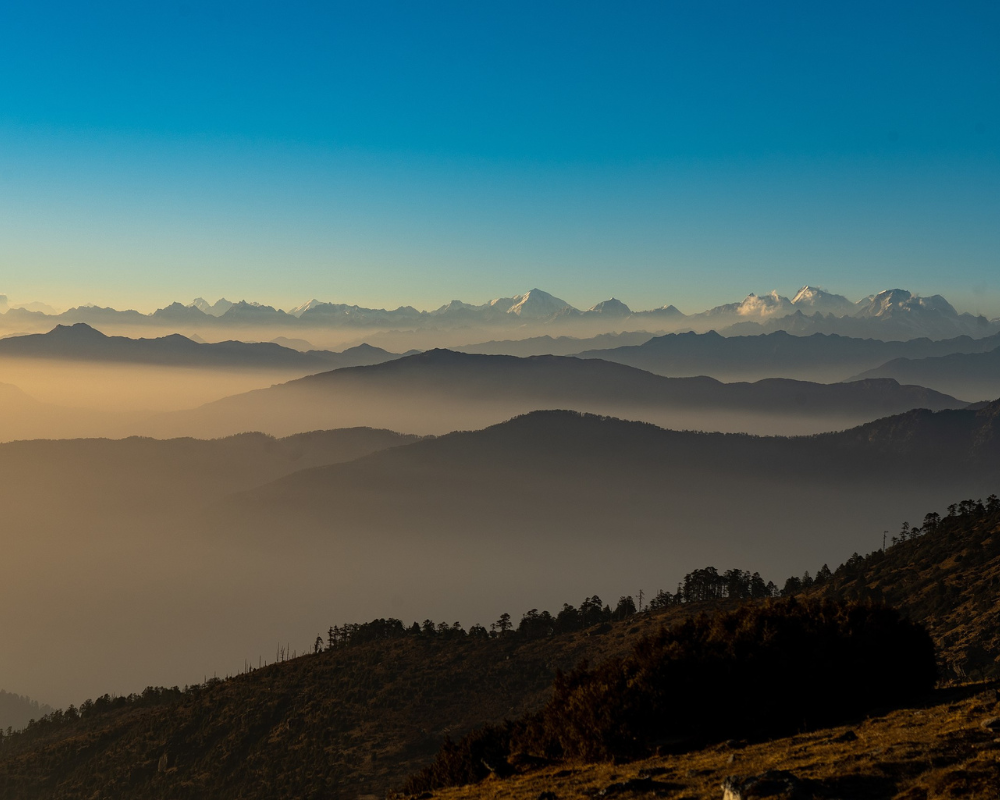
[147,349,966,438]
[5,496,1000,800]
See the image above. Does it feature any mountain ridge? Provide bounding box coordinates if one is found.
[574,328,1000,384]
[147,349,967,440]
[852,346,1000,402]
[0,323,406,370]
[3,286,997,340]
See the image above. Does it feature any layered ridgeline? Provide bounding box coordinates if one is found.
[853,346,1000,402]
[573,329,1000,385]
[0,427,424,704]
[0,323,407,370]
[146,349,965,438]
[0,323,410,440]
[2,491,1000,799]
[6,401,1000,719]
[1,342,966,441]
[3,287,997,341]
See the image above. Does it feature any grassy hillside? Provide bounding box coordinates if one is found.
[800,494,1000,680]
[4,492,1000,799]
[0,604,681,800]
[426,682,1000,800]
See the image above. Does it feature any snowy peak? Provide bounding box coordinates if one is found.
[736,291,793,318]
[189,298,234,317]
[431,299,481,315]
[501,289,576,318]
[587,298,632,316]
[286,299,326,317]
[791,286,857,316]
[855,289,959,320]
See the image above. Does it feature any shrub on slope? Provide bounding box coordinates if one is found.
[405,599,935,792]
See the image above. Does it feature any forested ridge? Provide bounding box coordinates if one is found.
[1,492,999,799]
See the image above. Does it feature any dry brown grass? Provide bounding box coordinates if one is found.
[427,684,1000,800]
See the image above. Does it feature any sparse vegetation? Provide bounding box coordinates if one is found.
[403,599,936,793]
[2,490,999,799]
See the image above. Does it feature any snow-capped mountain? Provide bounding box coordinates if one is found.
[189,298,234,317]
[736,291,794,318]
[495,289,575,318]
[286,299,328,317]
[586,298,632,316]
[791,286,857,316]
[698,291,793,320]
[4,286,998,341]
[855,289,957,319]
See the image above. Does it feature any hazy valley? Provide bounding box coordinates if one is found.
[6,9,998,796]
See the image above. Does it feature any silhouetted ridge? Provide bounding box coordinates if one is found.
[3,486,999,799]
[0,323,406,370]
[826,397,1000,458]
[574,328,1000,383]
[283,348,963,412]
[853,345,1000,402]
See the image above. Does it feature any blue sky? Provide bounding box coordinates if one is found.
[0,1,997,313]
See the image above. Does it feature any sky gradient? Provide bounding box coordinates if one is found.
[1,1,998,314]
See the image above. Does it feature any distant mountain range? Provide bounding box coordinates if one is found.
[3,402,1000,713]
[2,287,996,341]
[852,347,1000,402]
[573,329,1000,386]
[455,330,655,357]
[226,404,1000,601]
[147,349,965,439]
[0,323,408,370]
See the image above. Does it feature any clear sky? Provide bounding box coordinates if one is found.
[0,1,997,314]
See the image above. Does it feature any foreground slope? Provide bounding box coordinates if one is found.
[430,684,1000,800]
[0,612,669,800]
[5,497,1000,799]
[147,349,964,438]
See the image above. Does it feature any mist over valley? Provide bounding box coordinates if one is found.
[4,9,998,794]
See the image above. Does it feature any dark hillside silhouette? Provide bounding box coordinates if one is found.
[0,427,422,512]
[0,323,404,371]
[148,349,965,438]
[456,330,656,357]
[406,600,935,791]
[794,494,1000,680]
[573,329,1000,383]
[5,404,1000,709]
[0,606,672,800]
[852,345,1000,401]
[0,487,996,799]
